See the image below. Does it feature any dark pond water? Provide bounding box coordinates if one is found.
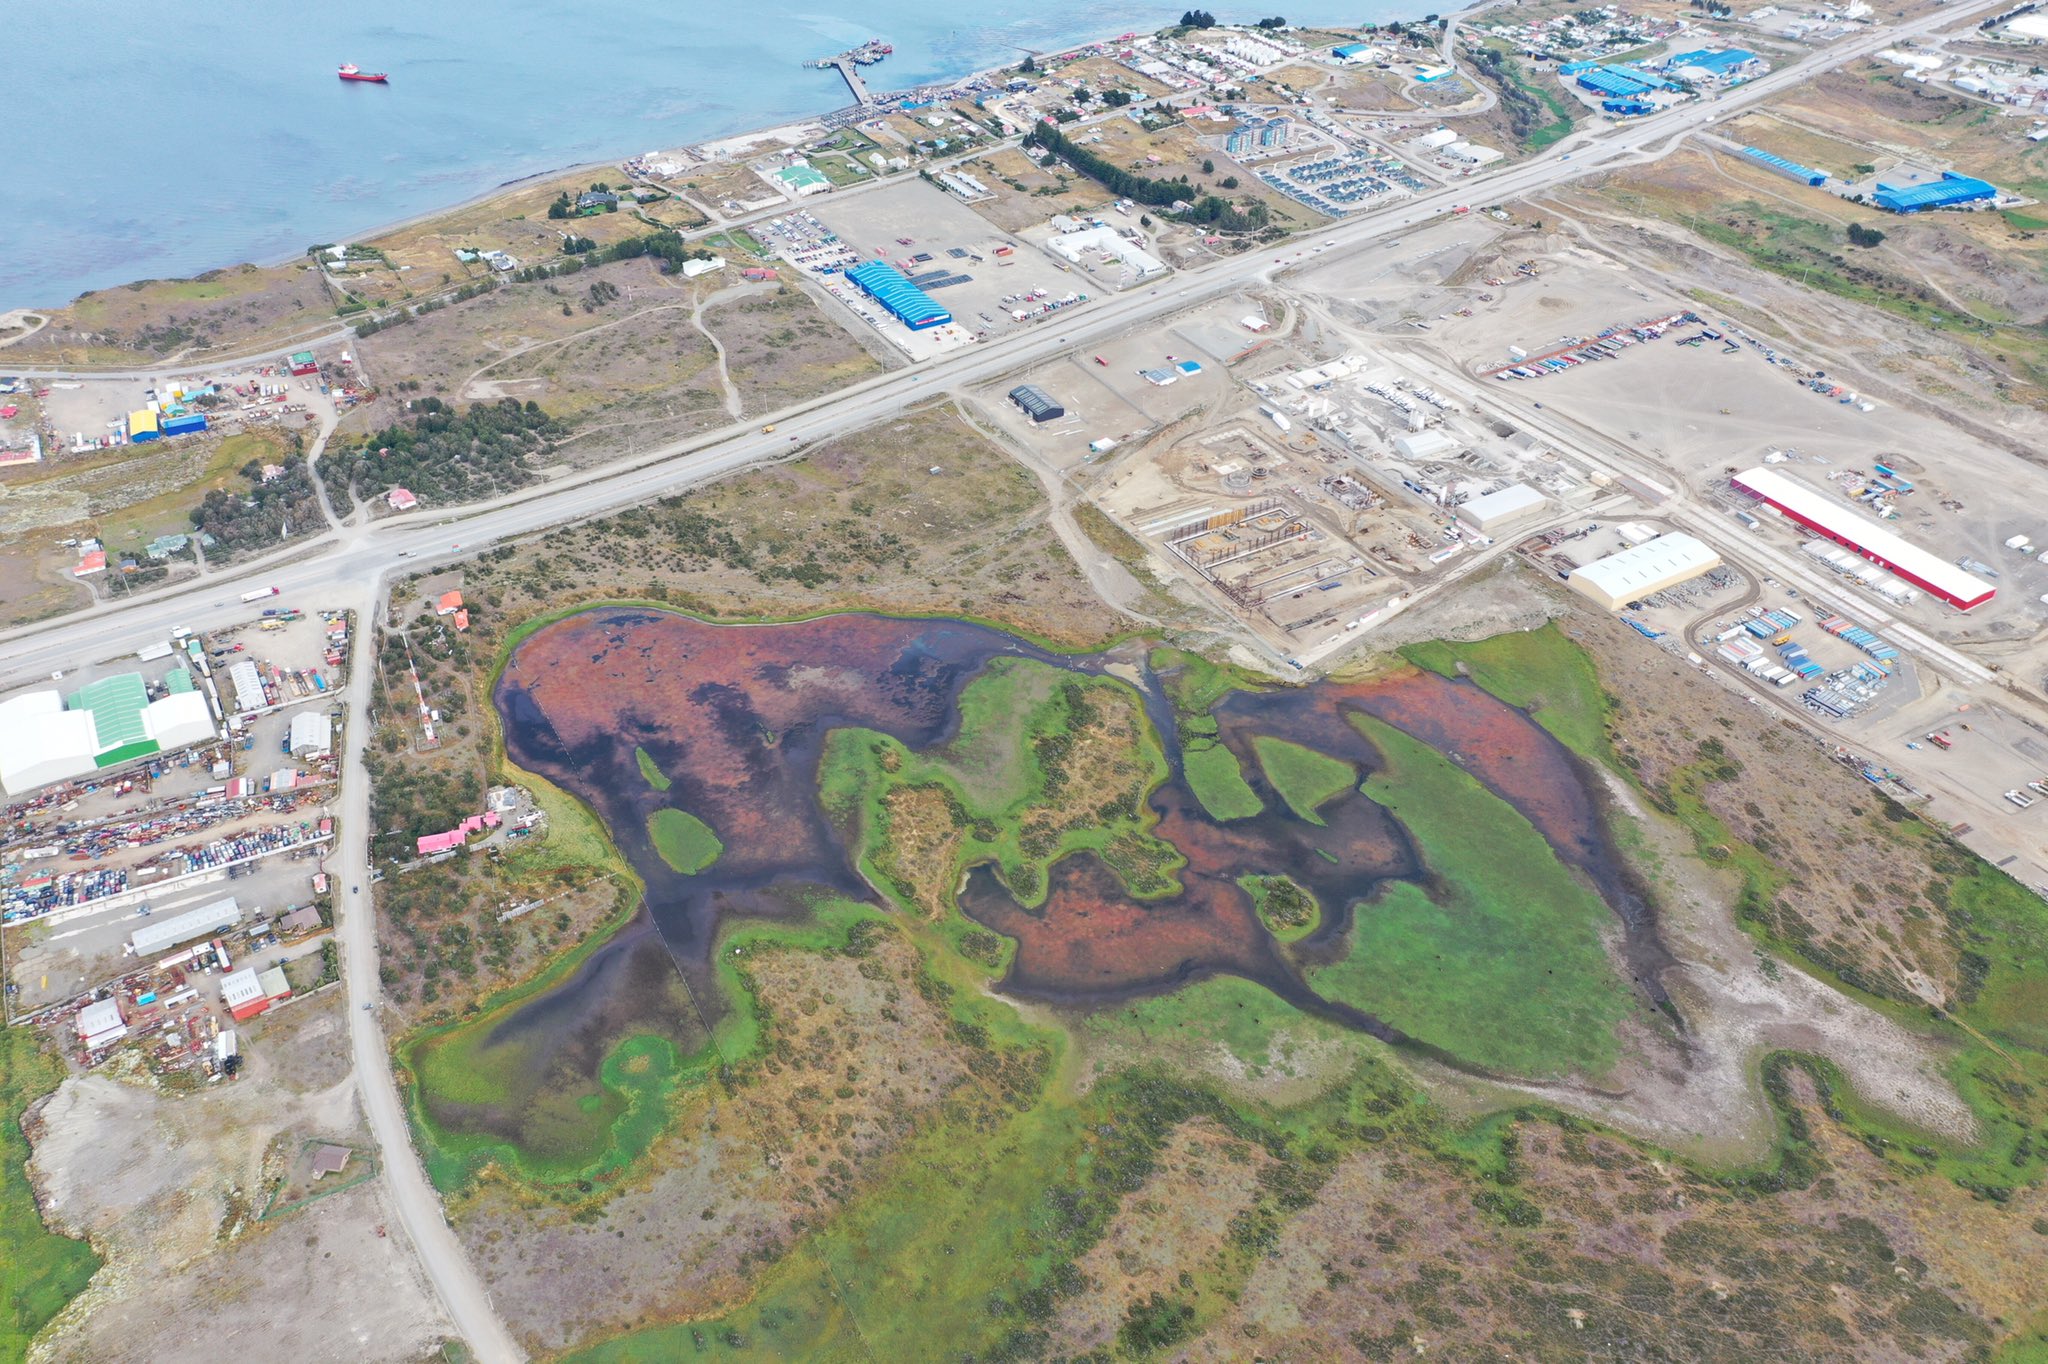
[490,608,1666,1052]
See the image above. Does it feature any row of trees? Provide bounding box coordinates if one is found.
[322,398,561,512]
[1023,122,1197,208]
[1023,122,1271,233]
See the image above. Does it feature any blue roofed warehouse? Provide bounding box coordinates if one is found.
[845,260,952,330]
[1872,171,1997,213]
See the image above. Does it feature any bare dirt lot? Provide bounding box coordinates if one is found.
[25,992,452,1364]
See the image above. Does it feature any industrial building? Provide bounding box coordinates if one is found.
[1664,47,1759,80]
[1730,466,1995,609]
[128,409,159,443]
[289,710,333,758]
[77,998,127,1051]
[1574,65,1677,98]
[845,259,952,330]
[1046,225,1167,278]
[221,967,271,1022]
[1568,532,1723,610]
[1393,429,1458,461]
[227,658,268,713]
[1456,483,1547,535]
[1740,146,1826,187]
[0,674,216,794]
[1009,384,1065,423]
[1872,171,1997,213]
[129,897,242,957]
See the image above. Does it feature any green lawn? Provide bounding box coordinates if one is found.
[1182,741,1264,820]
[1251,736,1357,825]
[647,808,721,874]
[1310,713,1634,1080]
[633,746,671,792]
[0,1029,101,1363]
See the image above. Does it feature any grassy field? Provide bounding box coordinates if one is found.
[1251,736,1357,826]
[1401,624,1611,758]
[0,1029,100,1363]
[1181,741,1263,820]
[1418,623,2048,1187]
[1310,713,1635,1080]
[633,746,670,791]
[646,808,721,874]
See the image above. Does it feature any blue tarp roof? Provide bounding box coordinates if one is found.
[1739,146,1826,186]
[1668,47,1756,73]
[846,260,952,328]
[1873,172,1997,212]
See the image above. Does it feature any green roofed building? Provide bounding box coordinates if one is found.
[773,163,831,197]
[0,670,218,793]
[68,674,155,767]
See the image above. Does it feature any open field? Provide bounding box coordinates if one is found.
[454,402,1134,650]
[1314,710,1635,1080]
[1565,84,2048,401]
[1250,735,1356,825]
[5,265,335,367]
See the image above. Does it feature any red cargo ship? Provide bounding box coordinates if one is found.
[338,64,389,83]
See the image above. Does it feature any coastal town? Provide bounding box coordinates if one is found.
[5,1,2048,1361]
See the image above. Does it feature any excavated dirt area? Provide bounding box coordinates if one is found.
[25,993,451,1363]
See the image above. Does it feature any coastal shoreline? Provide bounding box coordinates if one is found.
[48,12,1373,313]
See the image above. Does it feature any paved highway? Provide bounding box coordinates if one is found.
[0,0,1998,695]
[0,7,2008,1360]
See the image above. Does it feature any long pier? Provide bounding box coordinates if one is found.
[807,39,891,107]
[827,55,871,105]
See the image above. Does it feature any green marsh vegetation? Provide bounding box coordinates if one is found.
[1250,735,1357,825]
[0,1029,101,1364]
[400,619,2048,1362]
[646,808,721,874]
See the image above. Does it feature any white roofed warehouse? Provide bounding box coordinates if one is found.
[129,896,242,956]
[1456,484,1547,535]
[1568,533,1723,610]
[0,672,219,795]
[1730,466,1994,611]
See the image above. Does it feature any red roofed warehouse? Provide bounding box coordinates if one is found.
[1730,467,1994,612]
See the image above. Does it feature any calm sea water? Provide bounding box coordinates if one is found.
[6,0,1394,310]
